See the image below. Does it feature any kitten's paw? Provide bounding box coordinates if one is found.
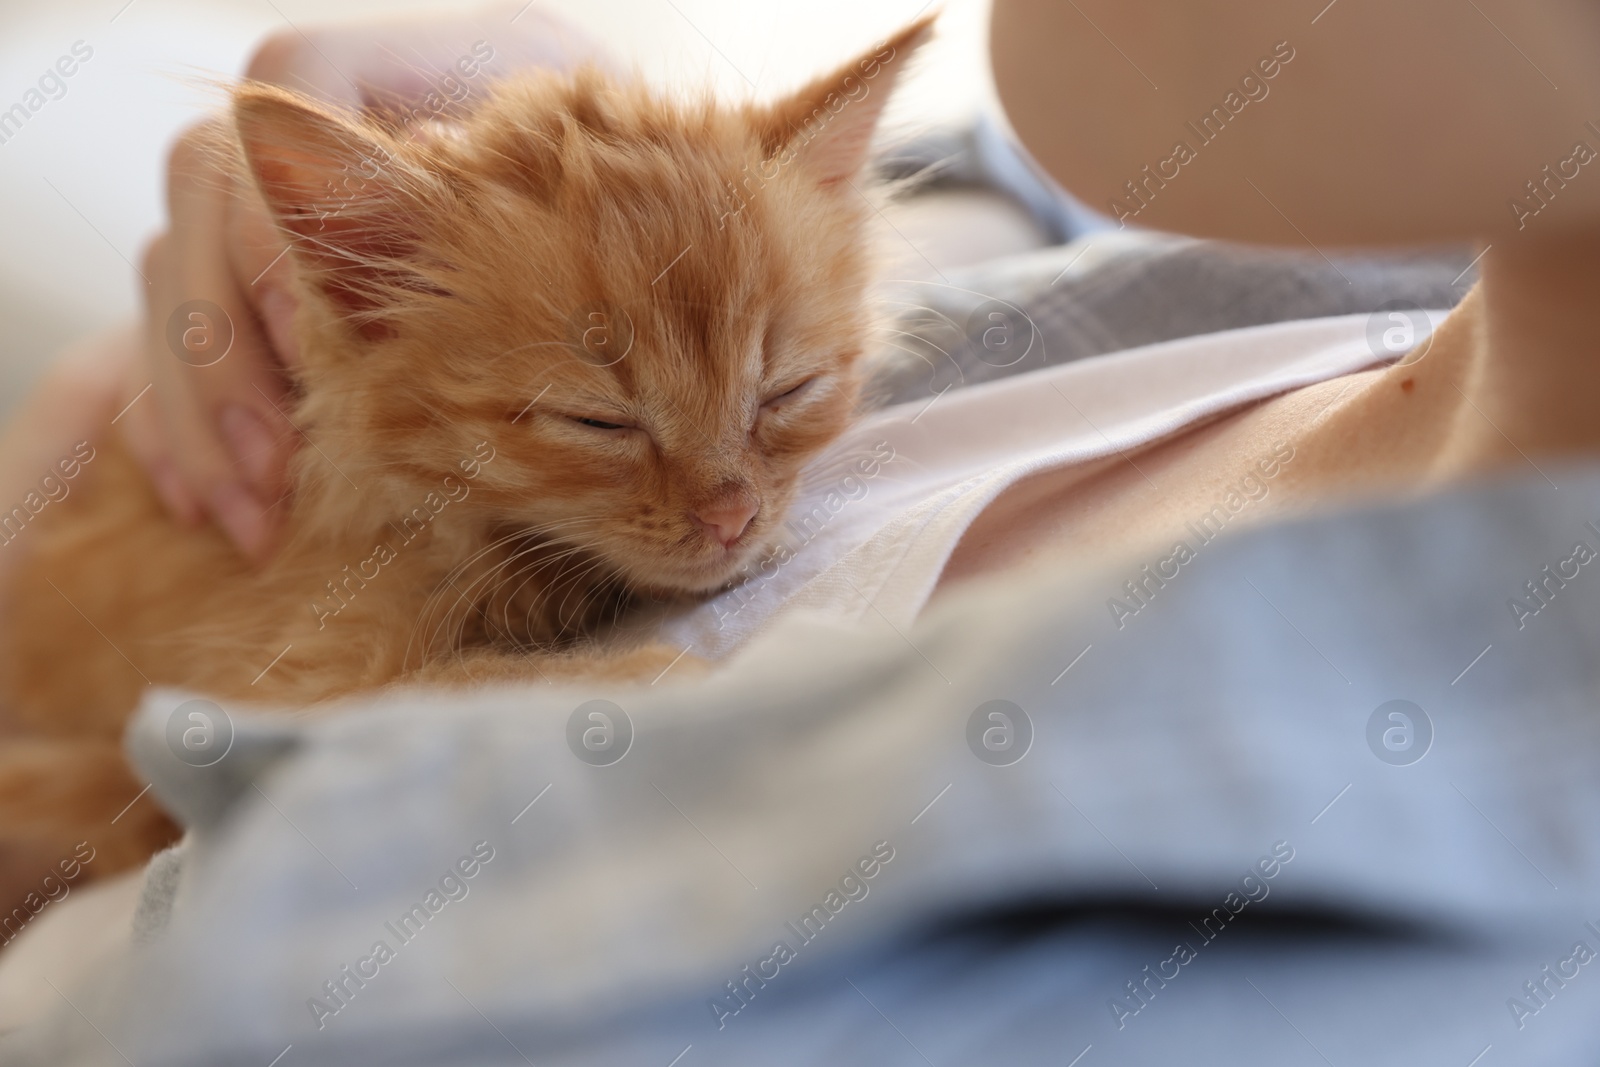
[547,641,710,684]
[404,642,710,689]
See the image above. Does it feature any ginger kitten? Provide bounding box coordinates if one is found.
[0,18,933,915]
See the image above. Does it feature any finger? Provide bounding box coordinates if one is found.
[144,122,291,561]
[242,10,616,118]
[243,29,368,107]
[115,264,205,528]
[226,179,301,372]
[118,387,205,526]
[218,176,299,514]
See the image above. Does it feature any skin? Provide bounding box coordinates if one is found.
[941,0,1600,591]
[988,0,1600,244]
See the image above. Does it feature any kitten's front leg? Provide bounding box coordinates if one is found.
[400,641,708,690]
[556,640,709,684]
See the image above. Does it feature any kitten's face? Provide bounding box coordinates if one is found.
[395,159,871,595]
[240,20,929,595]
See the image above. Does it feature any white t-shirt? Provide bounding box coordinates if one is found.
[661,311,1444,659]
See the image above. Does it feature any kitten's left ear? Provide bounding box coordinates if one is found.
[759,14,937,186]
[233,84,457,335]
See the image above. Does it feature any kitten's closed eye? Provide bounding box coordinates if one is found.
[573,416,632,431]
[762,378,816,409]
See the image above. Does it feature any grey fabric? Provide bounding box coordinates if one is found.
[871,232,1476,405]
[113,718,301,950]
[877,112,1114,242]
[871,117,1473,407]
[6,463,1600,1066]
[128,842,187,945]
[125,715,301,833]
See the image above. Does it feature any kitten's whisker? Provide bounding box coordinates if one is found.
[457,535,612,651]
[560,574,628,640]
[405,521,605,664]
[874,300,966,331]
[872,335,956,366]
[409,532,536,647]
[486,551,589,643]
[877,325,960,353]
[494,545,597,615]
[428,517,603,596]
[550,558,615,631]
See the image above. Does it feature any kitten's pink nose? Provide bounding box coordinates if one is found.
[694,500,758,548]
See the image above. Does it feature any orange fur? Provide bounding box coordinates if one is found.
[0,18,934,919]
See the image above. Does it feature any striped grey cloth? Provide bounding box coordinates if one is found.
[872,113,1473,407]
[871,231,1475,405]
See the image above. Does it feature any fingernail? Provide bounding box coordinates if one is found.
[258,287,301,368]
[219,404,278,489]
[209,482,269,561]
[150,460,202,526]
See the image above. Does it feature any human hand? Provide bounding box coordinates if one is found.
[120,5,613,562]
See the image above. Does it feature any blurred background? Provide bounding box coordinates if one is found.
[0,0,1004,413]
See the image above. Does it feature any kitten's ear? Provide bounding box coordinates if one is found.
[759,14,936,186]
[233,85,454,333]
